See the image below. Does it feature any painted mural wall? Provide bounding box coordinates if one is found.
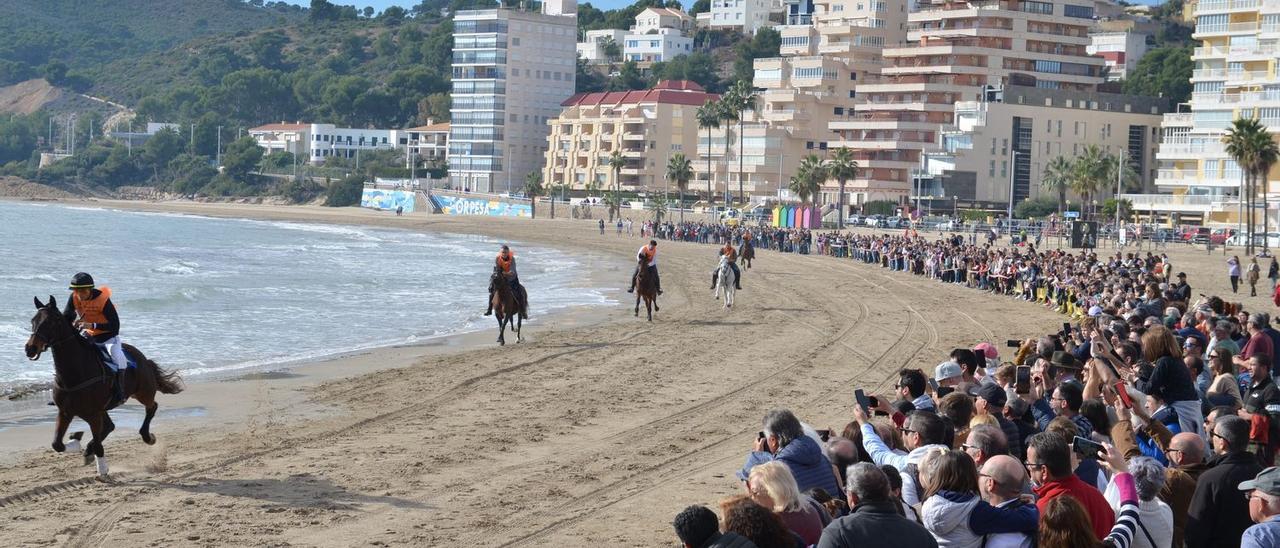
[361,189,416,213]
[433,195,532,217]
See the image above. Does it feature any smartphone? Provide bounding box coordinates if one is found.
[1072,435,1106,458]
[854,389,871,415]
[1114,381,1133,408]
[937,386,955,398]
[1006,339,1022,348]
[868,395,879,409]
[1015,365,1032,395]
[927,378,940,393]
[1062,322,1072,336]
[816,429,832,442]
[758,431,765,441]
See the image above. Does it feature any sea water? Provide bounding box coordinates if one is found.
[0,202,614,397]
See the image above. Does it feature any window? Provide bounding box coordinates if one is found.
[1063,4,1093,18]
[834,107,845,115]
[512,37,521,46]
[989,160,996,177]
[1001,161,1007,178]
[1023,1,1053,14]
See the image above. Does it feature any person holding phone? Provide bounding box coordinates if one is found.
[737,409,843,501]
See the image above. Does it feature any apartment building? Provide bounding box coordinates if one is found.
[400,121,451,164]
[577,29,627,63]
[1126,0,1280,226]
[700,0,775,34]
[1087,31,1149,81]
[449,3,578,193]
[543,80,717,193]
[249,123,403,164]
[624,28,694,62]
[693,0,908,204]
[919,86,1167,208]
[830,0,1106,207]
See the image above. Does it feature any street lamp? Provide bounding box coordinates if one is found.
[1006,150,1024,229]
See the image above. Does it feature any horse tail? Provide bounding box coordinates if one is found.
[150,360,185,394]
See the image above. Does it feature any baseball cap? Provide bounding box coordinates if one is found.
[1177,272,1186,278]
[1240,466,1280,496]
[935,361,962,381]
[970,382,1007,408]
[973,342,998,361]
[1088,305,1103,317]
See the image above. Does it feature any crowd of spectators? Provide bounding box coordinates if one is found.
[664,226,1280,548]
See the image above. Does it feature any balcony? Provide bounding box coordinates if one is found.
[1195,0,1260,12]
[1193,90,1280,106]
[1227,70,1277,84]
[1123,193,1221,212]
[1194,44,1277,58]
[1163,112,1195,126]
[1194,22,1261,34]
[1156,141,1227,158]
[623,133,645,141]
[1267,0,1280,10]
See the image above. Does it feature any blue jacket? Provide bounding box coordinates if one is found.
[738,435,843,498]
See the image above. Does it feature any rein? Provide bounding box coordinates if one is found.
[34,329,107,393]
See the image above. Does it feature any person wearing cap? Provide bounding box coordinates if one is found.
[1172,272,1192,302]
[485,245,528,319]
[1241,467,1280,548]
[63,272,126,404]
[935,360,963,389]
[972,343,999,382]
[973,382,1023,460]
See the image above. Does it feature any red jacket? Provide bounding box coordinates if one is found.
[1034,474,1116,540]
[1273,283,1280,307]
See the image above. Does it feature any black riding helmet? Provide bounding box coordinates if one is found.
[69,272,95,290]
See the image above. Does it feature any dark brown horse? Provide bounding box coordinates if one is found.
[634,256,659,321]
[490,268,522,345]
[25,296,182,476]
[739,239,755,269]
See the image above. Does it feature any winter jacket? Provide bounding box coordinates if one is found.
[1034,474,1116,541]
[701,531,759,548]
[1186,451,1265,548]
[1105,478,1174,548]
[920,490,1039,548]
[1137,356,1200,404]
[860,423,948,506]
[738,435,843,499]
[817,500,939,548]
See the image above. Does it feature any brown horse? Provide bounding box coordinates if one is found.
[490,267,523,345]
[634,256,659,321]
[25,296,183,476]
[739,239,755,269]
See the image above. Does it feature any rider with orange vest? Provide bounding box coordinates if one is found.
[711,241,744,291]
[63,272,127,402]
[485,245,528,319]
[628,240,662,295]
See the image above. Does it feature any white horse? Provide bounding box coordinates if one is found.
[715,255,736,308]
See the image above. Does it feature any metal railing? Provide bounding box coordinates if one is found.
[1195,0,1260,11]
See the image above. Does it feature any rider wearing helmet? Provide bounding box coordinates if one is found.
[628,240,662,295]
[711,241,744,290]
[485,245,528,319]
[63,272,126,403]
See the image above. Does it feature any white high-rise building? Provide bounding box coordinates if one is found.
[1086,31,1149,82]
[449,4,577,193]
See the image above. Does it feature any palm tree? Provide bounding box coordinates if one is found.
[667,152,693,224]
[608,150,626,223]
[648,193,670,223]
[1042,156,1073,217]
[1225,117,1280,254]
[1069,145,1107,219]
[726,79,758,206]
[825,147,858,229]
[523,171,543,219]
[717,97,739,206]
[789,154,825,205]
[696,100,721,205]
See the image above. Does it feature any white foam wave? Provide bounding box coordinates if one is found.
[0,273,58,282]
[151,261,199,275]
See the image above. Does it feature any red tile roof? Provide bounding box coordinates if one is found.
[249,123,309,131]
[407,122,451,132]
[560,81,718,107]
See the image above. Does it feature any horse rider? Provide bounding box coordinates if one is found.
[628,239,662,295]
[485,245,528,319]
[712,240,744,291]
[63,272,126,403]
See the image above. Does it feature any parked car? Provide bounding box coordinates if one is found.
[1189,227,1211,244]
[846,214,864,226]
[1209,228,1237,245]
[886,216,907,228]
[865,215,885,227]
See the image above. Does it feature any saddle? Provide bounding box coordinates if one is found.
[93,344,137,371]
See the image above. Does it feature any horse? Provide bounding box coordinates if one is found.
[739,239,755,269]
[25,296,183,477]
[490,267,523,345]
[715,255,736,308]
[634,256,659,321]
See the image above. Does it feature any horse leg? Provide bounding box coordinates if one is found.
[81,414,105,467]
[51,409,71,453]
[646,297,653,321]
[496,312,506,346]
[137,392,158,445]
[634,293,640,317]
[515,314,523,343]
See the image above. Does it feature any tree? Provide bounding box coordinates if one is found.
[667,152,693,223]
[309,0,341,22]
[524,171,544,219]
[689,0,710,15]
[1122,46,1193,104]
[249,31,289,69]
[142,128,185,169]
[724,80,757,205]
[326,174,365,206]
[1101,198,1134,222]
[602,37,622,67]
[649,193,670,223]
[732,27,780,84]
[418,92,451,123]
[1069,145,1108,219]
[789,154,825,204]
[696,100,721,203]
[576,57,607,93]
[825,147,858,228]
[608,150,626,222]
[1041,156,1073,217]
[1013,196,1060,219]
[221,136,264,181]
[1225,117,1280,254]
[608,61,647,91]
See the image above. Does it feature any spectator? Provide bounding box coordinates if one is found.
[1236,315,1275,375]
[854,404,950,506]
[817,463,938,548]
[1136,325,1204,437]
[1042,447,1147,548]
[1080,399,1113,445]
[1027,432,1115,540]
[739,410,843,499]
[1113,402,1207,548]
[918,449,1038,548]
[1239,353,1280,464]
[1239,466,1280,548]
[747,461,830,546]
[720,495,804,548]
[673,505,757,548]
[1207,348,1243,407]
[972,382,1023,459]
[1045,417,1108,493]
[950,348,982,388]
[1103,457,1173,548]
[1209,320,1241,356]
[1035,382,1094,439]
[962,424,1008,468]
[1230,256,1242,294]
[1186,415,1264,548]
[938,392,976,450]
[978,455,1035,548]
[899,369,935,411]
[937,360,964,389]
[881,464,920,522]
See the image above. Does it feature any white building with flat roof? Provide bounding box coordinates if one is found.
[624,28,694,62]
[449,5,578,193]
[1087,31,1149,82]
[577,29,627,64]
[249,123,441,165]
[703,0,773,34]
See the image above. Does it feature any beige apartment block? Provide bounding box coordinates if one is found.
[920,86,1167,209]
[543,81,717,194]
[831,0,1106,206]
[694,0,908,203]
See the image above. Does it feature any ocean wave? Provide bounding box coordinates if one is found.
[0,273,58,282]
[266,221,386,242]
[151,261,199,275]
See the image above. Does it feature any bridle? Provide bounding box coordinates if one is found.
[30,317,106,393]
[27,318,76,361]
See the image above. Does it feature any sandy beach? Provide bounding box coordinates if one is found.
[1,200,1275,547]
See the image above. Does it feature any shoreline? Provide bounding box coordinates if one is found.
[0,198,621,461]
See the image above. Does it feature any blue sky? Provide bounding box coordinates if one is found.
[280,0,640,11]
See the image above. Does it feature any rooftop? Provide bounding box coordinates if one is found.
[250,123,309,131]
[560,80,717,107]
